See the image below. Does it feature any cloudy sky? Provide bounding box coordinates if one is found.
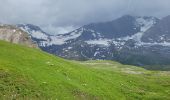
[0,0,170,34]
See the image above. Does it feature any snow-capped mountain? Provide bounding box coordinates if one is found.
[17,15,170,66]
[142,15,170,44]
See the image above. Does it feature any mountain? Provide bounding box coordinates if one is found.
[17,15,170,67]
[0,24,38,48]
[0,40,170,99]
[142,15,170,43]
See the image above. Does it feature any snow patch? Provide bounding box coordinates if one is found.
[31,30,48,40]
[94,51,100,56]
[136,17,156,32]
[141,42,170,46]
[68,47,72,49]
[92,33,96,37]
[86,38,112,46]
[48,29,82,45]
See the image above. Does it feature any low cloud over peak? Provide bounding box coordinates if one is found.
[0,0,170,34]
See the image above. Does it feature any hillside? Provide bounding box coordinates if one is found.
[0,40,170,100]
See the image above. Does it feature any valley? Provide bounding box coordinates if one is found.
[0,40,170,99]
[1,1,170,100]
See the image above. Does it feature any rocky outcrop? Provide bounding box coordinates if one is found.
[0,24,38,48]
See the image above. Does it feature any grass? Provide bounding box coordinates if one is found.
[0,40,170,100]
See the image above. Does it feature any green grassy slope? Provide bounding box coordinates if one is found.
[0,40,170,100]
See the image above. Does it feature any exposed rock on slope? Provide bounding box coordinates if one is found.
[0,24,38,48]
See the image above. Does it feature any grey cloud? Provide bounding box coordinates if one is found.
[0,0,170,34]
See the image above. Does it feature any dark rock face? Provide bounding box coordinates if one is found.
[84,15,140,38]
[17,15,170,67]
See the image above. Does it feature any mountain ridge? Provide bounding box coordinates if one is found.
[2,15,170,66]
